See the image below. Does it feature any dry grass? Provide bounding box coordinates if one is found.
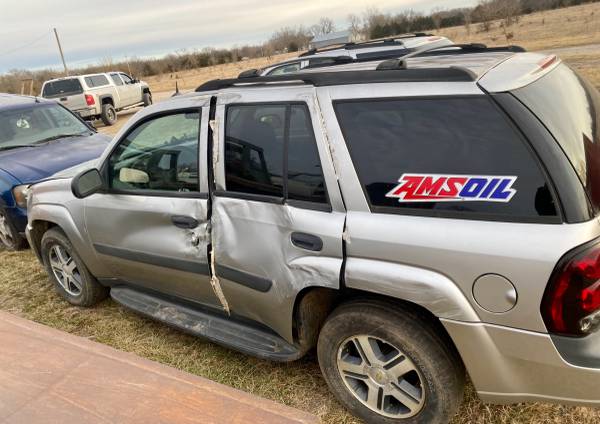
[1,249,600,424]
[3,3,600,423]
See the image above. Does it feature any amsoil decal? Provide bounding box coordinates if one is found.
[385,174,517,203]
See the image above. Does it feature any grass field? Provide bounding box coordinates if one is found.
[3,3,600,423]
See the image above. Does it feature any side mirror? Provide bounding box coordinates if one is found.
[72,168,104,199]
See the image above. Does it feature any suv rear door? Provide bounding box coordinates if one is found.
[210,87,346,340]
[83,102,220,307]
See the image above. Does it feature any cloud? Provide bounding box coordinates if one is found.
[0,0,475,72]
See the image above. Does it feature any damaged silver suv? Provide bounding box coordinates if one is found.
[26,45,600,424]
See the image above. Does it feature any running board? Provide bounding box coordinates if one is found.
[110,286,301,362]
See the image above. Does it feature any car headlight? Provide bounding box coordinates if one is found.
[12,185,31,208]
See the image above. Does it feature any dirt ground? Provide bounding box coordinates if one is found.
[3,3,600,424]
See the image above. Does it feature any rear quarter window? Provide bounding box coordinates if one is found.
[335,96,558,222]
[84,75,110,88]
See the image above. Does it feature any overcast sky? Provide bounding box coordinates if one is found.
[0,0,476,73]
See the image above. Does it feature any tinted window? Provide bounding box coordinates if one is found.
[268,63,302,76]
[335,97,557,220]
[109,112,200,193]
[0,104,89,147]
[84,75,109,88]
[42,79,83,98]
[110,73,124,86]
[225,105,286,197]
[514,64,600,214]
[287,105,327,203]
[120,74,133,84]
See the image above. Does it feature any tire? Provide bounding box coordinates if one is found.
[40,228,108,307]
[317,299,465,424]
[142,92,152,107]
[0,209,27,250]
[100,103,117,126]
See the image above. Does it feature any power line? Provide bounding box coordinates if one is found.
[0,30,51,58]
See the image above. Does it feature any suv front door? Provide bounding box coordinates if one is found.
[84,106,220,307]
[210,88,346,340]
[119,73,141,107]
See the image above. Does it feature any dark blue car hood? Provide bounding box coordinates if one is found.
[0,133,110,184]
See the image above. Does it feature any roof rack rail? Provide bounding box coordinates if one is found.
[298,32,437,57]
[196,68,475,92]
[376,43,526,71]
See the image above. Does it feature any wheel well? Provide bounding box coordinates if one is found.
[143,88,151,94]
[292,286,462,362]
[100,96,114,106]
[29,220,57,258]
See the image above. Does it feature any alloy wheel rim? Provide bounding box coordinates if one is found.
[49,245,83,296]
[0,213,14,247]
[336,335,426,418]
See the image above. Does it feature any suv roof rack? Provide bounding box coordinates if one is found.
[298,32,435,57]
[196,67,475,92]
[376,43,526,70]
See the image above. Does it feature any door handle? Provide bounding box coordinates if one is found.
[291,232,323,252]
[171,215,199,229]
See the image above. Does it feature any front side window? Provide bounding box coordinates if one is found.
[120,74,133,84]
[224,103,327,205]
[335,97,557,221]
[108,111,200,193]
[0,104,89,148]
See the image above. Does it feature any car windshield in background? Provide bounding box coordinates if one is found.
[0,104,89,148]
[42,78,83,98]
[513,64,600,213]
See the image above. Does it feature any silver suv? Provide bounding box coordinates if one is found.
[26,45,600,424]
[41,72,152,126]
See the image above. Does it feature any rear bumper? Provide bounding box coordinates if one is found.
[442,319,600,406]
[74,107,96,119]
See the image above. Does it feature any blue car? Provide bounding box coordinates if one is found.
[0,94,110,250]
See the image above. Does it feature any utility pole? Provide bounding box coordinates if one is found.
[53,28,69,76]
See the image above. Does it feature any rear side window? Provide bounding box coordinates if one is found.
[224,103,327,205]
[110,73,124,86]
[335,97,557,221]
[84,75,109,88]
[513,64,600,214]
[42,79,83,98]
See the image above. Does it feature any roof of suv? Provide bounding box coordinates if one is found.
[194,45,560,94]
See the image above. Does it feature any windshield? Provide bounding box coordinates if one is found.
[42,78,83,98]
[0,104,90,148]
[513,64,600,214]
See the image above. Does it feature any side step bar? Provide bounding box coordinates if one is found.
[110,286,301,362]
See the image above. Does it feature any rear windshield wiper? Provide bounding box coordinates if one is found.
[0,144,40,152]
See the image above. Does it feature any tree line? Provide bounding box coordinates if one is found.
[0,0,598,95]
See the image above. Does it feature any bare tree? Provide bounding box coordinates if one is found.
[347,13,363,40]
[431,7,444,30]
[463,8,473,36]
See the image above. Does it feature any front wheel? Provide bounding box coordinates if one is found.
[0,210,26,250]
[40,228,108,306]
[317,300,465,424]
[142,92,152,107]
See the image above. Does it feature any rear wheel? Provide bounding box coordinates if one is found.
[317,300,465,424]
[142,92,152,107]
[40,228,108,306]
[100,103,117,126]
[0,210,26,250]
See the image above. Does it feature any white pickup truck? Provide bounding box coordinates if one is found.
[41,72,152,126]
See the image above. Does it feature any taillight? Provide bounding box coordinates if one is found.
[542,240,600,336]
[85,94,95,106]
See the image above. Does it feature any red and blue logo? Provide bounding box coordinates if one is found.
[385,174,517,203]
